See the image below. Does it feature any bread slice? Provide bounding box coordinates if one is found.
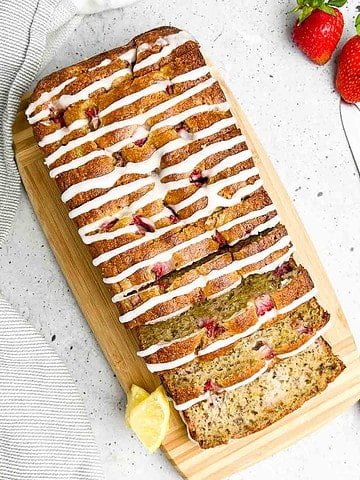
[135,261,314,367]
[118,221,290,327]
[182,338,344,448]
[106,188,278,302]
[108,187,276,302]
[160,298,329,406]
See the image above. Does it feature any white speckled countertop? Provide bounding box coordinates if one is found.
[1,0,360,478]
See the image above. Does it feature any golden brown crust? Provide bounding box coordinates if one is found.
[29,27,180,104]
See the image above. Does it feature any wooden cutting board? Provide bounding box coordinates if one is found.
[13,61,360,480]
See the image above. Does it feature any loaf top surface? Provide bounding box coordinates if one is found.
[26,26,344,450]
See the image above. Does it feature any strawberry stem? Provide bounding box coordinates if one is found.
[291,0,347,23]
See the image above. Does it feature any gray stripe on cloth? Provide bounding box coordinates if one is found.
[0,1,106,477]
[0,297,104,479]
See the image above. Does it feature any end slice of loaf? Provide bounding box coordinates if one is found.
[182,338,344,448]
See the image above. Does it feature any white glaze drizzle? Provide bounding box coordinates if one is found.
[91,164,258,266]
[80,160,249,244]
[137,331,201,358]
[147,353,197,373]
[197,288,318,356]
[88,58,112,71]
[173,362,271,410]
[27,51,134,125]
[59,109,231,200]
[38,119,88,148]
[58,66,130,109]
[49,150,112,178]
[160,135,246,179]
[109,213,280,304]
[99,66,210,120]
[62,167,129,202]
[68,176,154,219]
[172,319,330,411]
[120,48,137,65]
[140,283,316,366]
[173,178,263,214]
[106,228,216,284]
[152,101,229,131]
[116,234,291,323]
[133,31,195,73]
[105,177,263,287]
[26,56,123,121]
[26,77,76,121]
[25,49,136,124]
[44,77,216,167]
[108,204,278,301]
[41,67,212,158]
[137,42,150,54]
[105,126,149,154]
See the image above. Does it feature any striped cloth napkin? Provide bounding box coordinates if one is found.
[0,0,138,478]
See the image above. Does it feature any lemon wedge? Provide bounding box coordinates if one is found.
[125,384,150,427]
[128,385,170,453]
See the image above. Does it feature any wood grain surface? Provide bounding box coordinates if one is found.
[13,58,360,480]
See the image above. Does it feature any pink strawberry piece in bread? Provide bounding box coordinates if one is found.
[255,294,275,317]
[166,205,180,223]
[212,231,227,247]
[151,261,172,280]
[189,169,208,186]
[254,341,275,360]
[134,137,147,147]
[204,379,220,392]
[166,84,174,95]
[274,261,293,277]
[198,318,225,338]
[53,113,66,128]
[85,107,100,130]
[99,218,117,232]
[132,215,155,233]
[174,121,189,132]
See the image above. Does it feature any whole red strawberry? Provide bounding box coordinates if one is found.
[291,0,347,65]
[336,15,360,103]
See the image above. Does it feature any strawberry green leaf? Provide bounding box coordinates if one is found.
[290,0,306,13]
[327,0,347,7]
[298,5,314,22]
[356,14,360,35]
[318,4,335,14]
